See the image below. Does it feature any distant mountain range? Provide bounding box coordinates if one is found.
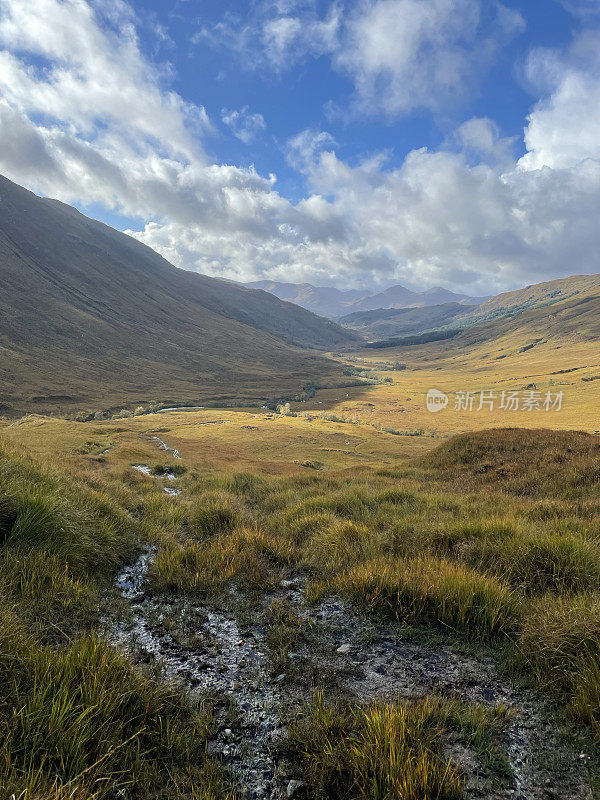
[0,175,357,417]
[244,280,488,318]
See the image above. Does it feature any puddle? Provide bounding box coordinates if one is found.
[152,435,182,459]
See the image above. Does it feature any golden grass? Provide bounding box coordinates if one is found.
[284,691,509,800]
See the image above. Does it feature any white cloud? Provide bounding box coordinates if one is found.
[520,32,600,171]
[334,0,525,115]
[221,106,266,143]
[0,0,600,298]
[199,0,524,117]
[195,0,341,72]
[452,117,517,168]
[554,0,600,17]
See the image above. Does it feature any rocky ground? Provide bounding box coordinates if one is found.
[102,548,594,800]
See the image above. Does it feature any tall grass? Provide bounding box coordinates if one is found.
[325,556,521,638]
[284,691,509,800]
[0,612,232,800]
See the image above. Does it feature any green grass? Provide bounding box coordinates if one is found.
[0,445,235,799]
[283,691,510,800]
[319,556,521,639]
[5,424,600,795]
[0,612,233,800]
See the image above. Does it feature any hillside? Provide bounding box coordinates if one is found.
[0,176,358,417]
[339,302,474,339]
[245,279,486,318]
[470,273,600,320]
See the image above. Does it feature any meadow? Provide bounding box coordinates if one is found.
[2,393,600,798]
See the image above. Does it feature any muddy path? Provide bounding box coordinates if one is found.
[103,551,594,800]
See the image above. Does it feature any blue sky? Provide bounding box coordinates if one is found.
[0,0,599,294]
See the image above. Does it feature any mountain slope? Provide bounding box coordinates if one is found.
[244,281,365,317]
[245,279,486,317]
[368,273,600,356]
[339,302,474,339]
[0,175,357,417]
[471,274,600,319]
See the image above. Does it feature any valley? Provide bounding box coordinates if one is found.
[1,178,600,800]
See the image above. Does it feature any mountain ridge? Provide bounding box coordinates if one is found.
[0,175,357,417]
[245,279,488,318]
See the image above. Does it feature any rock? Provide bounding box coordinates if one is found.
[206,740,222,756]
[286,779,306,797]
[275,673,287,683]
[336,643,351,654]
[280,579,298,589]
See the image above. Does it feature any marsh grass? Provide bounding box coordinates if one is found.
[0,613,233,800]
[318,556,520,638]
[0,446,234,799]
[150,527,292,595]
[283,691,510,800]
[6,425,600,793]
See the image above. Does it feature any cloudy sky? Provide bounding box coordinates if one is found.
[0,0,599,294]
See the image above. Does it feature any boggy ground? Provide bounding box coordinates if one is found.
[104,547,593,800]
[2,419,600,799]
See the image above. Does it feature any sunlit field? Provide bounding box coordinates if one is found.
[2,397,600,798]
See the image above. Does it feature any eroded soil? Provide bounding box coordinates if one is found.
[103,550,594,800]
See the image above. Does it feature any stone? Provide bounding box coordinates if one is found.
[206,740,222,756]
[336,643,351,654]
[286,779,306,797]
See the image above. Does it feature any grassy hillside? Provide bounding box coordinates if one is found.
[338,302,473,339]
[2,414,600,798]
[0,175,358,417]
[464,272,600,324]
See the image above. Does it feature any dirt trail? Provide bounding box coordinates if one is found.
[104,552,593,800]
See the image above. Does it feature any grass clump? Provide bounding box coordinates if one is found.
[284,691,509,800]
[188,491,242,538]
[327,556,520,639]
[151,463,187,476]
[472,534,600,594]
[150,527,292,595]
[303,520,383,572]
[0,612,232,800]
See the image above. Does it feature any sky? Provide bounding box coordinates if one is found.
[0,0,599,295]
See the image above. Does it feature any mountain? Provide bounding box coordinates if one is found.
[244,281,365,317]
[339,302,475,340]
[0,175,359,417]
[245,280,487,318]
[370,272,600,354]
[471,274,600,320]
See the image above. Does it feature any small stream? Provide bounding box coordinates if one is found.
[105,552,593,800]
[106,549,288,798]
